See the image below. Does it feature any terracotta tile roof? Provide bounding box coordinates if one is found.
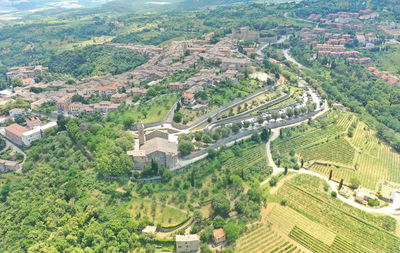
[182,93,194,99]
[213,228,225,240]
[5,123,29,136]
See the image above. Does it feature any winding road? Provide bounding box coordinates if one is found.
[261,49,400,215]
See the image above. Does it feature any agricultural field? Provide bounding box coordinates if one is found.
[310,120,400,190]
[222,144,272,182]
[272,110,400,190]
[236,224,304,253]
[268,174,400,253]
[128,197,189,226]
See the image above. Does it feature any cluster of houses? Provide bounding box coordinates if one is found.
[4,117,57,146]
[356,33,378,48]
[168,58,250,106]
[378,22,400,39]
[300,28,355,46]
[315,44,362,59]
[307,9,379,24]
[368,66,400,87]
[5,65,48,85]
[339,184,399,205]
[1,36,249,118]
[300,23,375,65]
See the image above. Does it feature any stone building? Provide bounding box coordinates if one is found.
[220,58,252,72]
[232,26,260,41]
[127,121,178,169]
[176,234,200,253]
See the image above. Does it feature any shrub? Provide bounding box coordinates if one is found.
[368,198,380,207]
[269,176,278,187]
[331,191,337,198]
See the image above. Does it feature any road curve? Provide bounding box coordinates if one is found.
[263,49,400,215]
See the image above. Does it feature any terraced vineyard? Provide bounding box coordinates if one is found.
[267,205,335,245]
[236,224,303,253]
[275,175,400,253]
[299,137,355,166]
[273,110,400,190]
[223,144,266,171]
[273,112,354,156]
[223,144,272,181]
[310,120,400,190]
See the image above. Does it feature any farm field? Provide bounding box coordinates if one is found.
[236,224,304,253]
[128,198,188,226]
[222,143,272,182]
[272,110,400,190]
[310,120,400,190]
[270,174,400,253]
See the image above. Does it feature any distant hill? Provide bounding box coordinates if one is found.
[0,0,111,12]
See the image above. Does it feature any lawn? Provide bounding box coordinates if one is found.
[271,174,400,253]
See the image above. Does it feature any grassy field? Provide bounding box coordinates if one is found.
[272,110,400,190]
[107,94,178,125]
[128,197,188,226]
[236,224,303,253]
[266,174,400,253]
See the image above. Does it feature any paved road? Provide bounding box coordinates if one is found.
[263,126,400,215]
[206,93,291,130]
[188,85,273,130]
[261,49,400,215]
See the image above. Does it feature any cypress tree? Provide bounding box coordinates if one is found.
[339,179,343,190]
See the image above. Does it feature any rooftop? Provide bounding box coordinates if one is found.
[176,234,200,242]
[213,228,225,239]
[141,137,178,155]
[142,226,157,234]
[182,93,195,99]
[5,123,29,137]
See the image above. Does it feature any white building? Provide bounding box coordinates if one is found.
[176,234,200,253]
[21,121,57,146]
[9,108,26,118]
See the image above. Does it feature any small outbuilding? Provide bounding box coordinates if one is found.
[213,228,226,246]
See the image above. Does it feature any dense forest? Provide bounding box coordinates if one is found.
[0,123,140,251]
[43,46,148,79]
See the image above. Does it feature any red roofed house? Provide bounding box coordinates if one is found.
[182,92,195,105]
[26,117,41,129]
[98,84,119,98]
[5,123,29,145]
